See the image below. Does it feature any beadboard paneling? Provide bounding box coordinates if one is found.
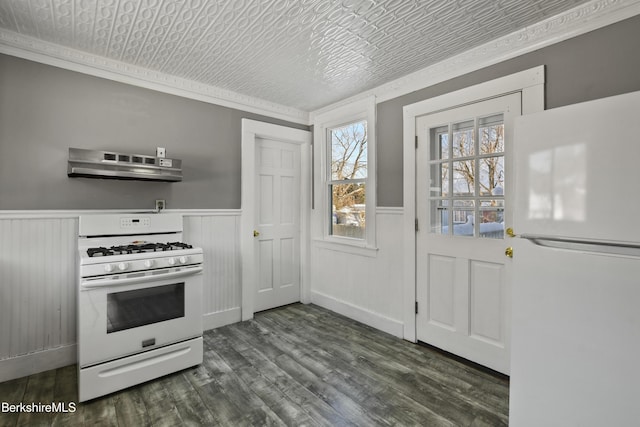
[183,213,242,328]
[0,217,78,361]
[0,210,241,382]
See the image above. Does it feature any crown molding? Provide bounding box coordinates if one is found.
[310,0,640,121]
[0,29,309,125]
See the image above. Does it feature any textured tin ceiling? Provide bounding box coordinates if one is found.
[0,0,592,111]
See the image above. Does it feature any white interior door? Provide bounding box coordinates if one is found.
[254,138,301,312]
[415,93,520,374]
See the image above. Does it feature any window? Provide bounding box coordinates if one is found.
[329,120,368,239]
[429,113,505,239]
[314,97,376,250]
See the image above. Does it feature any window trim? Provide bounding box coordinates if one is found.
[313,96,377,251]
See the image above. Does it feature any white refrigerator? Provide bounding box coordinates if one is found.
[509,90,640,426]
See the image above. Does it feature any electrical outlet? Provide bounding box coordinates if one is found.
[156,147,166,158]
[155,199,166,211]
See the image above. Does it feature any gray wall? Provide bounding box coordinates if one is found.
[3,14,640,210]
[377,14,640,207]
[0,54,308,210]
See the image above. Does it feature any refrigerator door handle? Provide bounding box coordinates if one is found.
[520,234,640,257]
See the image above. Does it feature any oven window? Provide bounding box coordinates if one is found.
[107,283,185,333]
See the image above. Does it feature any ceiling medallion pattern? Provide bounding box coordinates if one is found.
[0,0,634,117]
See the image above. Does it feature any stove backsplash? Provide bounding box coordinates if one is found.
[0,211,240,383]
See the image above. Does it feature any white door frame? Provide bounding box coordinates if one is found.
[402,66,546,342]
[241,119,312,321]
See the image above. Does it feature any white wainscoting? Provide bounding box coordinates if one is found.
[310,208,405,337]
[0,210,241,383]
[182,212,242,330]
[0,216,78,382]
[1,208,406,382]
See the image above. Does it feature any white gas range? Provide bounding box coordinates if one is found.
[77,213,203,402]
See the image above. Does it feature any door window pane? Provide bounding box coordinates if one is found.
[430,199,448,234]
[453,161,475,196]
[480,200,505,239]
[453,200,475,236]
[453,120,474,158]
[479,156,505,196]
[479,115,504,155]
[430,162,448,197]
[430,126,449,160]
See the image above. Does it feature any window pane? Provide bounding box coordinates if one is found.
[480,200,505,239]
[430,162,448,197]
[480,200,504,222]
[331,121,367,180]
[430,126,449,160]
[479,155,504,196]
[452,120,474,157]
[452,201,474,236]
[331,183,365,239]
[479,116,504,155]
[453,161,475,196]
[430,199,448,234]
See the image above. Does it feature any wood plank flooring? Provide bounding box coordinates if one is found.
[0,303,509,426]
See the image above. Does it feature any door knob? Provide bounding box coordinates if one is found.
[505,246,513,258]
[506,227,516,237]
[253,230,260,237]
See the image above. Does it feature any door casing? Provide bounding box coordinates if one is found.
[402,66,545,342]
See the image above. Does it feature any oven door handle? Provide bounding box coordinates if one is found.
[81,265,203,289]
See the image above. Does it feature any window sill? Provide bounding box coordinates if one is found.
[312,238,379,257]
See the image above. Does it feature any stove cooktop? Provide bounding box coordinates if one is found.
[86,242,194,257]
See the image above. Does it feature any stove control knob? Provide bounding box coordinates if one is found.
[144,260,155,268]
[167,258,177,266]
[179,256,188,264]
[104,264,115,273]
[118,262,129,271]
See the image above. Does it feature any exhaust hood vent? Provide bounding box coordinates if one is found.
[68,148,182,182]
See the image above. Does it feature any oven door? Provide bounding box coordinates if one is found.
[78,265,203,367]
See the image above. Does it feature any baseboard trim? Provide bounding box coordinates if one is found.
[203,307,242,331]
[310,291,404,338]
[0,344,77,383]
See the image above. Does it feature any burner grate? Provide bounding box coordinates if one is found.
[87,247,114,257]
[87,242,194,257]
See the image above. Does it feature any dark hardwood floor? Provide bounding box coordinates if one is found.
[0,303,509,426]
